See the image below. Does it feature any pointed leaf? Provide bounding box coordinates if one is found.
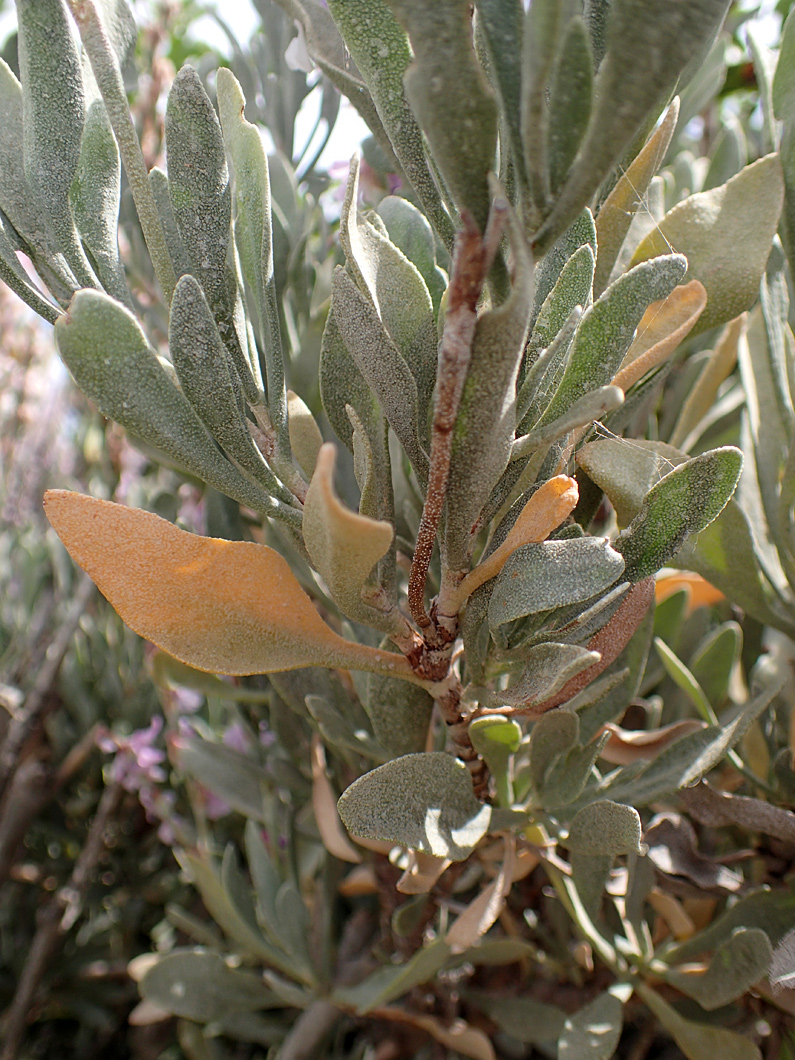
[377,195,448,317]
[445,836,515,954]
[489,537,625,629]
[599,720,706,766]
[631,155,784,335]
[338,753,492,861]
[43,491,417,680]
[334,937,452,1013]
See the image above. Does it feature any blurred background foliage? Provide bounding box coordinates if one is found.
[1,2,795,1059]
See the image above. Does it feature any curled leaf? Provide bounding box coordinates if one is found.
[311,736,362,864]
[303,443,397,629]
[599,720,708,766]
[43,491,416,681]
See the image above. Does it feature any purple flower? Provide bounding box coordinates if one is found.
[97,717,167,792]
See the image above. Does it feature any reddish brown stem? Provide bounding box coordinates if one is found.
[407,203,507,632]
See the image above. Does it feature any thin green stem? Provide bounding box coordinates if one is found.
[65,0,177,304]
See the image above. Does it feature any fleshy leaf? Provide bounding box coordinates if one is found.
[566,801,642,857]
[17,0,97,288]
[333,937,452,1013]
[365,670,434,757]
[327,0,453,246]
[70,97,129,305]
[43,491,417,680]
[445,192,535,569]
[547,17,593,194]
[594,97,679,296]
[303,443,396,629]
[388,0,498,232]
[338,753,492,860]
[169,275,293,504]
[216,67,287,448]
[139,950,276,1023]
[467,992,565,1047]
[533,0,732,252]
[534,254,687,429]
[166,66,255,399]
[503,643,601,709]
[377,195,448,318]
[489,537,625,630]
[666,929,773,1011]
[614,447,743,582]
[54,289,294,523]
[631,155,784,335]
[638,984,762,1060]
[286,390,323,478]
[557,991,623,1060]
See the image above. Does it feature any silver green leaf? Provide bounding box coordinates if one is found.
[217,68,288,453]
[140,950,276,1022]
[558,991,623,1060]
[665,929,773,1011]
[614,446,743,582]
[535,254,686,429]
[503,643,601,709]
[70,97,130,306]
[377,195,448,319]
[387,0,498,232]
[631,155,784,335]
[168,275,294,505]
[533,0,732,252]
[338,752,492,860]
[55,289,296,524]
[365,671,434,757]
[327,0,453,247]
[566,801,642,857]
[547,17,593,194]
[489,538,625,630]
[17,0,98,289]
[331,265,428,479]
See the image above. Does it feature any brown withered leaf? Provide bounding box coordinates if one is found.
[644,813,743,897]
[599,719,707,765]
[680,781,795,843]
[445,836,516,954]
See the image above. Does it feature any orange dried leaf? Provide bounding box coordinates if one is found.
[448,475,579,613]
[43,491,416,680]
[612,280,707,393]
[655,570,725,612]
[311,736,362,864]
[373,1008,496,1060]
